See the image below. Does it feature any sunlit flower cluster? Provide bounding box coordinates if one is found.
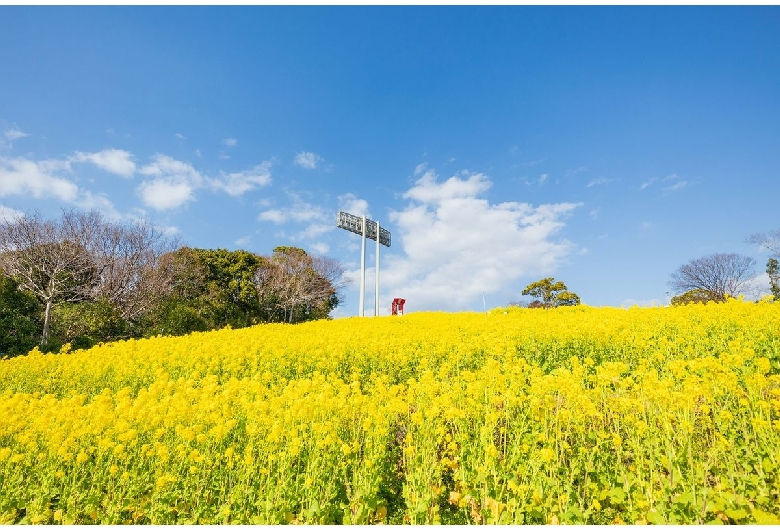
[1,299,779,523]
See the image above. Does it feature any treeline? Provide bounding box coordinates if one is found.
[0,210,347,358]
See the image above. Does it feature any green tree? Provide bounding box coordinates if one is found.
[0,272,42,357]
[49,299,129,351]
[144,247,264,335]
[670,288,721,306]
[521,277,581,308]
[767,258,780,301]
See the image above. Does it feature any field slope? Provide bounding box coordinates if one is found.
[1,300,779,524]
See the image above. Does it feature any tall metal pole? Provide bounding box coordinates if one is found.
[359,215,366,317]
[375,221,380,317]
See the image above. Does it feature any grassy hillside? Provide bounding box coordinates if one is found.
[1,300,779,524]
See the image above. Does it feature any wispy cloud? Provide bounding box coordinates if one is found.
[639,177,658,190]
[257,192,333,245]
[566,167,589,177]
[175,133,186,140]
[208,162,272,197]
[294,151,323,170]
[641,173,687,192]
[234,235,251,247]
[72,149,136,177]
[258,193,328,225]
[310,242,330,254]
[660,174,688,192]
[4,128,28,141]
[538,173,549,184]
[621,298,663,308]
[222,138,238,147]
[1,127,28,149]
[586,177,610,187]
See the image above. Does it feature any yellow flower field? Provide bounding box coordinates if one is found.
[1,299,779,524]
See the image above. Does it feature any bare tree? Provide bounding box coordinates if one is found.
[0,212,97,345]
[668,253,756,301]
[0,209,176,345]
[85,214,177,323]
[747,229,780,257]
[255,247,348,323]
[310,254,350,307]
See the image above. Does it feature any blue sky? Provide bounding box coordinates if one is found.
[2,6,779,316]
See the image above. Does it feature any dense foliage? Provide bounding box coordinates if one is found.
[1,300,778,524]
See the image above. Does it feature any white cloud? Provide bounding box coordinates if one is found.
[586,177,610,187]
[311,242,329,254]
[663,180,688,192]
[404,169,491,203]
[223,138,238,147]
[414,163,428,176]
[640,177,658,190]
[1,128,29,149]
[338,193,370,218]
[175,133,186,140]
[0,205,24,221]
[74,190,121,220]
[589,208,599,220]
[379,169,581,312]
[539,173,549,184]
[137,179,195,211]
[294,151,322,170]
[566,167,589,177]
[136,154,203,210]
[258,192,327,226]
[0,154,121,215]
[738,272,771,300]
[0,155,78,201]
[209,162,272,197]
[139,154,203,182]
[296,223,332,240]
[258,209,286,224]
[72,149,135,177]
[620,298,663,308]
[4,128,28,141]
[234,235,251,247]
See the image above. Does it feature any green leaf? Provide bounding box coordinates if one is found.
[608,487,626,504]
[724,508,749,522]
[647,509,666,525]
[752,509,780,525]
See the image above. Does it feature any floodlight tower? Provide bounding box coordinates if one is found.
[336,211,391,316]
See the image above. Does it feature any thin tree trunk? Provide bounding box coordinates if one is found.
[41,299,52,347]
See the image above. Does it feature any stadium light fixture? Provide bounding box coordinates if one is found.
[336,210,391,317]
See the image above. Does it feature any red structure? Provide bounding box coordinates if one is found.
[391,298,406,316]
